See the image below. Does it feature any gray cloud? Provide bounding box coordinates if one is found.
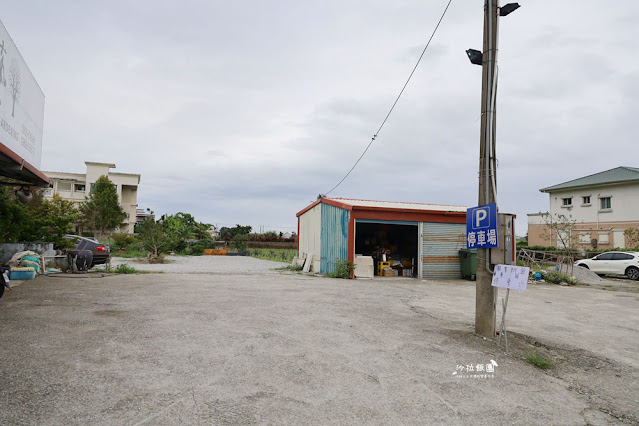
[2,0,638,233]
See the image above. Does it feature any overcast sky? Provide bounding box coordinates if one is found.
[3,1,638,235]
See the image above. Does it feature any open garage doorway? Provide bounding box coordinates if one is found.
[354,220,419,277]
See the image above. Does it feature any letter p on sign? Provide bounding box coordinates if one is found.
[474,208,488,229]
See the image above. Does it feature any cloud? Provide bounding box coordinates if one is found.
[2,0,638,234]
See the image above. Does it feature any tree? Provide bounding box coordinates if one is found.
[540,212,577,250]
[0,187,77,246]
[219,224,252,240]
[540,211,578,274]
[78,175,126,238]
[0,186,31,242]
[624,228,639,250]
[37,194,78,248]
[161,212,214,252]
[137,215,176,262]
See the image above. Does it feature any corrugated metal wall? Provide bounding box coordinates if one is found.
[320,203,349,274]
[422,222,466,279]
[298,204,322,266]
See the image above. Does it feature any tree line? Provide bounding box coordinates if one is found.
[0,175,125,247]
[1,175,295,261]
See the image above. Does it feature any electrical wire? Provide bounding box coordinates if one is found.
[325,0,454,196]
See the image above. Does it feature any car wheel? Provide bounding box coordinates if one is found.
[626,266,639,281]
[577,264,589,269]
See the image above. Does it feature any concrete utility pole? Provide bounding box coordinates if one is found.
[475,0,500,337]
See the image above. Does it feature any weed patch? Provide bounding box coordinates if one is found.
[543,270,577,285]
[115,264,138,274]
[276,265,304,272]
[325,259,354,279]
[525,351,552,369]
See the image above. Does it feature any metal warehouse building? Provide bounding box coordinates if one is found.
[296,198,469,279]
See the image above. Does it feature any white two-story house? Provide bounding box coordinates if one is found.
[528,166,639,249]
[43,161,141,234]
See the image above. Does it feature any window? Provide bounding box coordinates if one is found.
[596,253,614,260]
[57,181,72,191]
[43,188,53,196]
[562,197,572,207]
[598,233,609,244]
[582,196,590,205]
[578,233,591,244]
[600,197,611,210]
[74,184,86,192]
[612,253,633,261]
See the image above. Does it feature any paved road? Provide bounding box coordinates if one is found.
[1,264,637,424]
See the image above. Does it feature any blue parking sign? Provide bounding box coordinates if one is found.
[466,203,498,249]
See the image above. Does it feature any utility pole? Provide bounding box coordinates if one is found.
[475,0,500,337]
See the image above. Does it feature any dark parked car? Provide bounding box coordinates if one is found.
[63,235,111,267]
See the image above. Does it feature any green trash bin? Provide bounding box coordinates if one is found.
[459,249,477,280]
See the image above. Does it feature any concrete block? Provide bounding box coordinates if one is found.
[354,256,374,279]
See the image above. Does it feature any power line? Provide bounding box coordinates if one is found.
[325,0,453,196]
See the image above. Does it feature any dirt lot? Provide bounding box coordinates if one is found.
[1,259,638,425]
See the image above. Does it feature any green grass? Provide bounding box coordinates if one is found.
[247,248,296,263]
[525,351,552,369]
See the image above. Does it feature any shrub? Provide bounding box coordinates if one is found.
[232,234,249,252]
[115,264,138,274]
[326,259,354,279]
[543,270,576,285]
[110,233,136,251]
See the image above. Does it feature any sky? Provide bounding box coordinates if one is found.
[2,0,638,235]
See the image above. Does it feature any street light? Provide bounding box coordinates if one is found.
[499,3,520,16]
[466,49,483,66]
[465,3,520,65]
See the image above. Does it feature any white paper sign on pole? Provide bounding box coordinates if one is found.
[491,264,529,292]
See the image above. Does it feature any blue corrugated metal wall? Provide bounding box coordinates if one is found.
[320,203,349,274]
[422,222,467,279]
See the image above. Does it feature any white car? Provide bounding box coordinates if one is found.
[575,251,639,280]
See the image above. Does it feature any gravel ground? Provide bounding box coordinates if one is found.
[2,274,638,424]
[108,255,289,274]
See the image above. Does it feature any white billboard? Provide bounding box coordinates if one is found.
[0,19,45,169]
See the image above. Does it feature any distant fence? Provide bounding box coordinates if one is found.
[215,241,297,250]
[246,241,297,249]
[517,248,578,274]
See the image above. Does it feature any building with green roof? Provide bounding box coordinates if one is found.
[528,167,639,249]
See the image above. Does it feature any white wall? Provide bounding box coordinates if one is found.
[548,182,639,224]
[43,162,140,234]
[298,204,321,262]
[527,213,547,225]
